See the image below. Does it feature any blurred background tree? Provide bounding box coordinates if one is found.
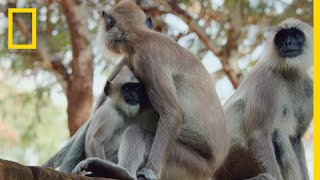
[0,0,313,176]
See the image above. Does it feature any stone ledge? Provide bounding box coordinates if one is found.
[0,159,113,180]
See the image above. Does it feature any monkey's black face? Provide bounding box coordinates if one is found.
[121,83,150,107]
[274,27,305,58]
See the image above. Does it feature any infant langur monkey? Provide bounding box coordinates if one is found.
[72,0,228,180]
[217,18,313,180]
[77,66,158,179]
[42,65,156,173]
[85,65,156,162]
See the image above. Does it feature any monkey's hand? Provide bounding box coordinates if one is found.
[72,158,135,180]
[72,158,98,176]
[137,168,157,180]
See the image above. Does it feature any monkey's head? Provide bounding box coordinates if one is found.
[97,0,153,56]
[104,66,150,117]
[264,18,313,72]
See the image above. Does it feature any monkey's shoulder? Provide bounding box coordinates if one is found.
[277,76,313,113]
[281,76,313,100]
[135,32,187,57]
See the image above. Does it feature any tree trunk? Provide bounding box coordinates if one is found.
[60,0,94,136]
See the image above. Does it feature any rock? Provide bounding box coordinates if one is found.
[0,159,114,180]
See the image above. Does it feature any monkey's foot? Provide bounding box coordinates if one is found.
[137,168,156,180]
[245,173,276,180]
[72,157,135,180]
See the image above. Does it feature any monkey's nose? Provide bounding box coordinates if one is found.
[284,40,293,47]
[283,37,296,48]
[280,37,301,58]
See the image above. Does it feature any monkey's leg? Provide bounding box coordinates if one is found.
[74,124,213,180]
[117,124,153,177]
[72,157,134,180]
[290,137,310,180]
[272,130,302,180]
[119,125,214,180]
[86,139,106,160]
[248,131,283,180]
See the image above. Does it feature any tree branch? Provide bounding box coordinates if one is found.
[166,0,222,56]
[164,0,243,88]
[5,2,70,93]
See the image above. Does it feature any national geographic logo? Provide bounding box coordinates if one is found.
[7,8,37,49]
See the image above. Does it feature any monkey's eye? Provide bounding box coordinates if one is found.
[145,17,153,29]
[102,11,115,30]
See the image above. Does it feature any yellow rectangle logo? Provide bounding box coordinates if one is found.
[8,8,37,49]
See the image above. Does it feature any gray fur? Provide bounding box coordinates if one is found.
[42,92,107,172]
[42,120,89,171]
[71,1,228,180]
[42,65,145,173]
[217,18,313,180]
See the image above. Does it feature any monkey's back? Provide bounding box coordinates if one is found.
[133,31,229,170]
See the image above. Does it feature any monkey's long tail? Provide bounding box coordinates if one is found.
[41,120,89,169]
[42,94,107,171]
[41,131,78,168]
[58,121,90,173]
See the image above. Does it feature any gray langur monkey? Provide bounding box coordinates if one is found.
[216,18,313,180]
[41,9,154,173]
[42,65,156,173]
[72,1,228,180]
[85,66,157,162]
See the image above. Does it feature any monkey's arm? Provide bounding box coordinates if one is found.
[134,57,182,178]
[93,57,127,112]
[107,57,128,82]
[290,137,310,180]
[272,130,302,179]
[86,105,123,159]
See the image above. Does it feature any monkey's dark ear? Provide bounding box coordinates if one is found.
[102,12,115,30]
[145,17,153,29]
[102,10,107,17]
[104,81,111,95]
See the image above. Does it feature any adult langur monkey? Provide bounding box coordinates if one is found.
[41,13,154,174]
[216,18,313,180]
[72,0,228,180]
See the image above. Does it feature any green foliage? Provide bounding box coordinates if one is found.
[0,78,68,165]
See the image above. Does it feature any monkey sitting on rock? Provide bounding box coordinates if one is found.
[217,18,313,180]
[42,65,157,173]
[71,0,229,180]
[42,5,155,172]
